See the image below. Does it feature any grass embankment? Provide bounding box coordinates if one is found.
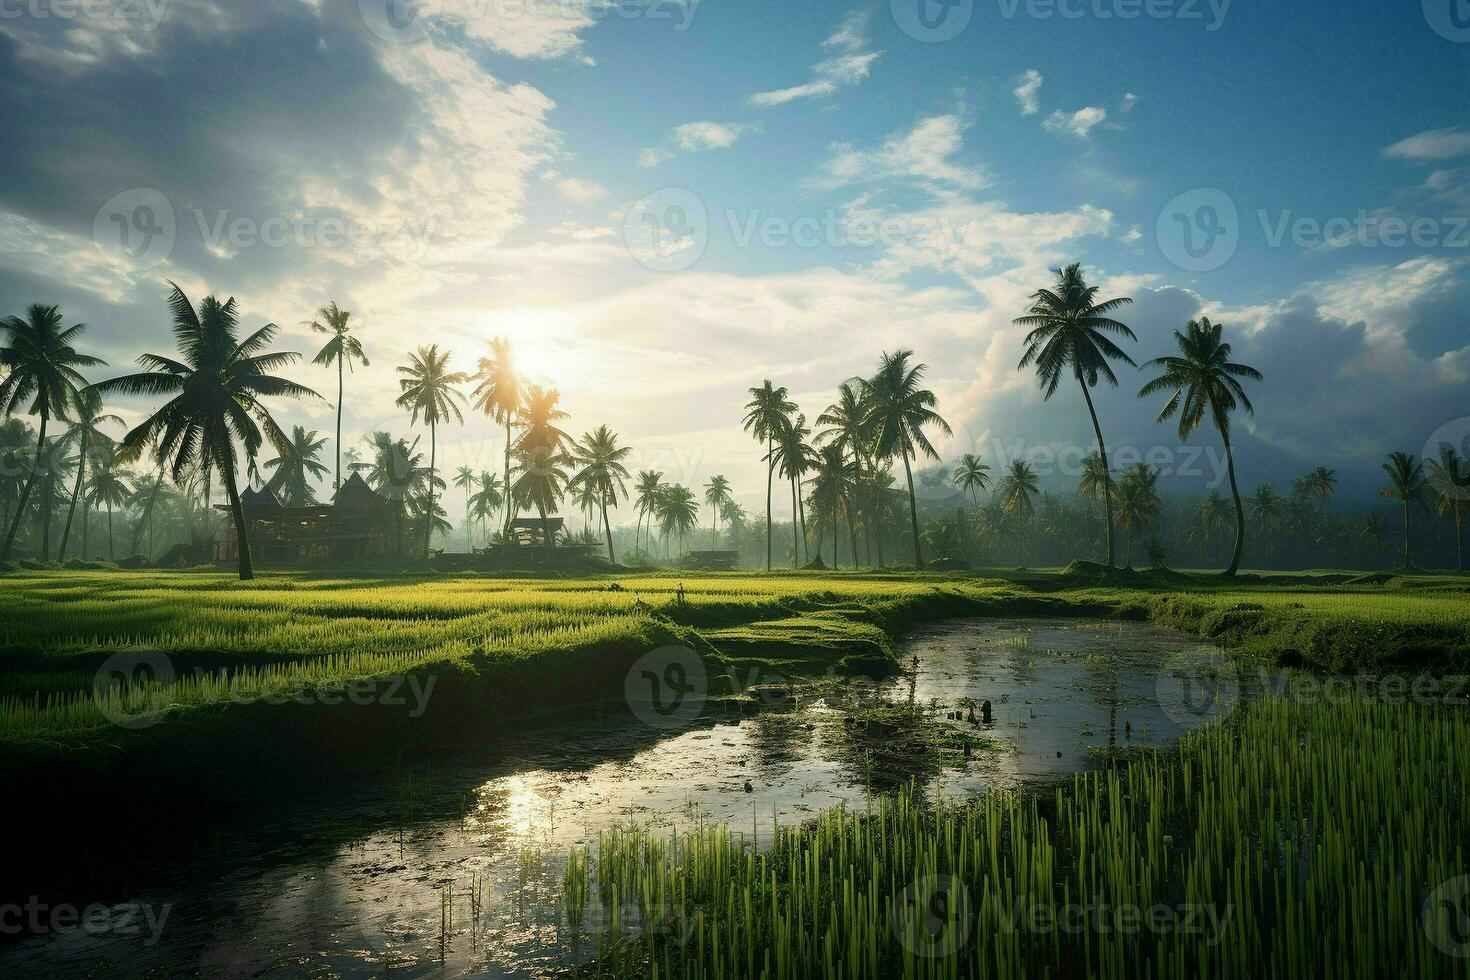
[559,692,1470,979]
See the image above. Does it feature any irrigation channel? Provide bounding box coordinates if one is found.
[3,618,1263,977]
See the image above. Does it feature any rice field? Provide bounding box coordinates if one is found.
[551,690,1470,979]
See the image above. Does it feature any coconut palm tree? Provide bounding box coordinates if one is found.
[452,465,478,547]
[632,470,665,560]
[53,388,122,560]
[467,471,503,549]
[860,350,951,569]
[126,465,168,559]
[1137,316,1261,575]
[0,418,33,533]
[511,384,572,547]
[995,459,1039,565]
[703,474,733,548]
[1425,446,1468,571]
[1074,450,1114,562]
[808,441,855,568]
[1381,451,1427,570]
[742,380,796,571]
[1015,264,1136,567]
[1303,466,1338,519]
[306,302,367,492]
[656,483,698,557]
[569,424,632,562]
[0,305,105,560]
[816,381,872,563]
[86,457,131,561]
[1114,463,1162,567]
[396,345,467,557]
[951,453,991,514]
[1199,490,1230,567]
[471,338,523,536]
[92,285,317,579]
[354,431,428,556]
[770,413,815,567]
[263,425,329,507]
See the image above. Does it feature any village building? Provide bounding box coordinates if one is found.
[214,472,398,564]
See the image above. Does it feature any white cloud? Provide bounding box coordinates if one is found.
[673,121,758,151]
[1119,92,1138,113]
[1383,127,1470,161]
[556,177,609,203]
[1043,106,1107,139]
[1013,69,1043,116]
[816,114,986,190]
[638,147,674,168]
[748,10,880,107]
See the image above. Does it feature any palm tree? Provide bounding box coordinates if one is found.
[860,350,951,569]
[54,388,122,560]
[263,425,329,506]
[511,384,572,547]
[0,305,105,560]
[1304,466,1338,519]
[86,457,131,561]
[816,381,873,564]
[1381,451,1427,570]
[1015,264,1136,567]
[952,453,991,512]
[471,338,524,536]
[770,413,815,567]
[1137,316,1261,575]
[92,284,318,579]
[453,465,477,547]
[1426,446,1468,571]
[656,483,699,557]
[0,418,33,533]
[1074,450,1114,561]
[306,302,367,492]
[354,431,428,556]
[396,345,467,557]
[808,442,855,568]
[1114,463,1162,567]
[632,470,666,559]
[569,424,632,562]
[1199,491,1230,567]
[703,474,733,548]
[126,465,169,559]
[995,460,1039,565]
[467,471,504,549]
[743,381,796,571]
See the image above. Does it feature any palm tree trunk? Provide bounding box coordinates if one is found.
[765,438,773,572]
[832,495,840,569]
[224,466,254,581]
[1456,510,1463,572]
[0,416,47,561]
[425,419,436,559]
[1402,499,1412,569]
[1077,374,1115,567]
[503,419,513,537]
[335,353,344,492]
[602,494,616,563]
[106,502,114,561]
[1221,429,1245,576]
[790,476,800,568]
[796,485,809,564]
[58,431,89,561]
[900,437,922,569]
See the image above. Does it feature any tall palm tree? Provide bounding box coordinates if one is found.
[1199,490,1230,567]
[471,338,524,536]
[1426,446,1468,572]
[263,425,329,507]
[860,350,951,569]
[0,418,33,533]
[816,381,872,565]
[1137,316,1261,575]
[770,413,815,567]
[1114,463,1162,567]
[1304,466,1338,520]
[995,459,1039,565]
[306,302,367,492]
[467,471,504,549]
[632,470,666,559]
[512,384,572,547]
[742,380,796,571]
[655,483,698,557]
[951,453,991,512]
[86,457,131,561]
[0,305,105,560]
[1381,451,1427,570]
[703,474,733,548]
[453,465,477,547]
[126,465,169,559]
[569,424,632,562]
[1075,450,1114,562]
[396,345,467,557]
[1015,263,1136,567]
[54,388,122,560]
[809,442,855,568]
[93,284,318,579]
[354,431,428,557]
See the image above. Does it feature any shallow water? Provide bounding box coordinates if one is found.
[3,617,1240,978]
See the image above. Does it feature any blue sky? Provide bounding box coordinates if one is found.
[0,0,1467,518]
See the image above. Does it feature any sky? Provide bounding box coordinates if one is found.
[0,0,1467,522]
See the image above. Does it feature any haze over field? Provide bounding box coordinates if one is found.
[1,0,1467,513]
